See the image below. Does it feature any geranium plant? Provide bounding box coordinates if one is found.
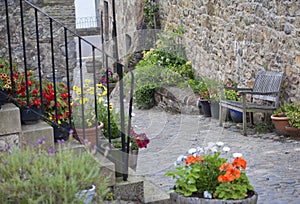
[42,81,70,125]
[14,71,41,108]
[130,127,150,149]
[99,69,119,84]
[165,142,254,200]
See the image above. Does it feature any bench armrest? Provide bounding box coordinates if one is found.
[238,91,279,95]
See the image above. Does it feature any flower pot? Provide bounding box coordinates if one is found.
[285,126,300,140]
[76,185,96,204]
[229,109,243,123]
[20,106,41,124]
[210,102,219,119]
[271,114,289,136]
[85,60,101,73]
[0,90,8,109]
[128,149,139,171]
[198,99,211,117]
[53,122,70,142]
[170,191,258,204]
[76,122,104,147]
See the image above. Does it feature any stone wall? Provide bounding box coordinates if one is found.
[158,0,300,102]
[0,0,76,82]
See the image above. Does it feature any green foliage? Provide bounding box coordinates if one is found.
[165,153,226,197]
[215,173,254,200]
[143,0,160,29]
[0,141,109,203]
[224,90,240,101]
[135,84,156,109]
[97,102,122,139]
[285,103,300,129]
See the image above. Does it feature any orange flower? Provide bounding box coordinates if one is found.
[232,157,247,169]
[185,155,203,165]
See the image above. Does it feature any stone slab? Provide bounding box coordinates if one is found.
[94,152,116,187]
[0,134,19,151]
[20,120,54,150]
[114,177,144,202]
[0,103,21,135]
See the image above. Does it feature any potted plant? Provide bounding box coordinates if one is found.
[270,103,295,136]
[0,138,109,203]
[205,78,221,119]
[285,103,300,140]
[99,68,119,95]
[72,80,107,146]
[14,71,42,124]
[0,59,17,108]
[165,142,257,203]
[197,78,211,117]
[42,81,71,141]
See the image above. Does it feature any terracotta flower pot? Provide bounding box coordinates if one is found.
[285,126,300,140]
[76,122,104,147]
[271,114,289,136]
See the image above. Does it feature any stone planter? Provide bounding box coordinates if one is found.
[210,102,219,119]
[85,60,102,73]
[170,191,258,204]
[271,114,289,136]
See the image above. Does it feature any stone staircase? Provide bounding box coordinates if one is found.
[0,102,170,203]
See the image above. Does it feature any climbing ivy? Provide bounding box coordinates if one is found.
[143,0,160,29]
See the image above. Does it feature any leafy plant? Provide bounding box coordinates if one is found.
[0,59,17,91]
[135,84,156,109]
[165,142,254,200]
[286,103,300,129]
[72,80,107,129]
[0,138,109,203]
[143,0,160,29]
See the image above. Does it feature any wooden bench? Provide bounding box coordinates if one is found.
[219,71,284,135]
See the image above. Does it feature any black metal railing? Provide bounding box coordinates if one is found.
[1,0,134,180]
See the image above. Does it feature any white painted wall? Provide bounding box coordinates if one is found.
[75,0,97,28]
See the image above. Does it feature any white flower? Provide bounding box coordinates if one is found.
[216,142,224,147]
[204,191,212,199]
[223,146,230,152]
[188,148,197,155]
[196,146,204,153]
[210,147,218,153]
[233,153,243,158]
[176,155,185,162]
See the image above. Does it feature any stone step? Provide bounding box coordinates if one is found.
[20,120,54,150]
[114,172,170,204]
[0,103,21,136]
[93,151,116,187]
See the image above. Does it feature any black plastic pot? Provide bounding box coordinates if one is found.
[198,99,211,117]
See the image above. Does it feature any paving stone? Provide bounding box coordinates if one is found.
[132,108,300,204]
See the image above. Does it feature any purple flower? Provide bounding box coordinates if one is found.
[47,149,56,155]
[30,156,34,165]
[35,138,46,147]
[57,139,64,144]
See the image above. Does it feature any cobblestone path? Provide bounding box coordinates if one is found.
[132,108,300,204]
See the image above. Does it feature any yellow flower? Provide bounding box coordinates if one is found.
[109,103,113,110]
[73,85,77,91]
[87,119,93,127]
[76,90,82,95]
[49,116,53,121]
[102,90,108,96]
[98,97,103,103]
[186,61,191,66]
[4,84,10,89]
[85,79,91,83]
[58,120,61,125]
[96,83,103,88]
[79,97,88,104]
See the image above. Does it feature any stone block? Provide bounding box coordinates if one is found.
[0,134,19,151]
[114,178,144,202]
[0,103,21,136]
[93,152,116,187]
[20,120,54,150]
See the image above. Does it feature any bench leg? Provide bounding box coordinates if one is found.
[243,110,247,136]
[219,105,223,126]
